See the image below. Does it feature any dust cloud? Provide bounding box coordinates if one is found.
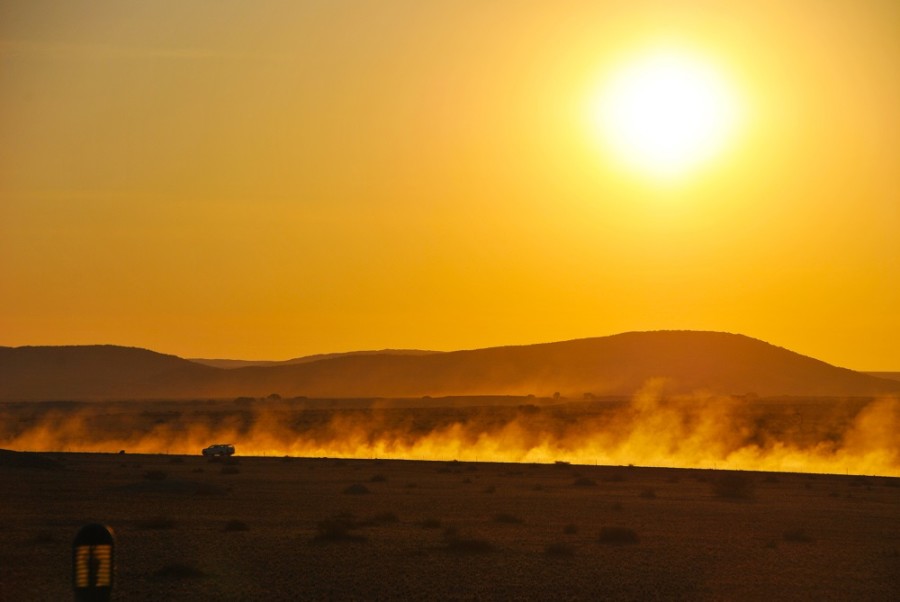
[1,384,897,476]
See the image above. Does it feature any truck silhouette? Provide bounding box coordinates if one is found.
[201,443,235,457]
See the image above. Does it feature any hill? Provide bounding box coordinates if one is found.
[189,349,440,369]
[867,371,900,382]
[0,345,215,400]
[2,332,899,400]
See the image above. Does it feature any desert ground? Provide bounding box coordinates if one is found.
[1,449,897,601]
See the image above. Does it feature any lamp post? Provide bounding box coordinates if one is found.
[73,523,115,601]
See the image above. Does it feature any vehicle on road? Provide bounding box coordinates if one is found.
[202,443,235,457]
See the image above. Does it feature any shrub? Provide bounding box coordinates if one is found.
[223,519,249,532]
[712,472,755,500]
[598,526,639,545]
[343,483,370,495]
[573,477,596,487]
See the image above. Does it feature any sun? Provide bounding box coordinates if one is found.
[591,49,743,181]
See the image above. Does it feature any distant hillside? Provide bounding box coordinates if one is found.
[0,345,215,400]
[2,332,899,400]
[190,349,441,369]
[867,372,900,382]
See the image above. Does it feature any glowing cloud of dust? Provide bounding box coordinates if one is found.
[2,384,897,476]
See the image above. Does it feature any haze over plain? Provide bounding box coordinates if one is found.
[1,1,898,369]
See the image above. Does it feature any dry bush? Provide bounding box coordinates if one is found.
[598,526,639,545]
[223,519,249,532]
[343,483,370,495]
[712,472,756,500]
[573,477,596,487]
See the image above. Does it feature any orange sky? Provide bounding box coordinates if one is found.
[1,1,898,369]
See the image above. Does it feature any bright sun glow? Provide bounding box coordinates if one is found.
[592,49,743,181]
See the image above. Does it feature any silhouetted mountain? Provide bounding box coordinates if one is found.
[866,372,900,382]
[190,349,440,369]
[0,345,214,400]
[2,332,899,400]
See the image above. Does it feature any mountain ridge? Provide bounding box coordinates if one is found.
[2,331,899,400]
[189,349,441,369]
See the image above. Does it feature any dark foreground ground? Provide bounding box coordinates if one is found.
[0,451,897,601]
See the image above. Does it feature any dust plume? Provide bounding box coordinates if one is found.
[1,385,897,476]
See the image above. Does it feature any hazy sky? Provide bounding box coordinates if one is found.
[1,1,898,368]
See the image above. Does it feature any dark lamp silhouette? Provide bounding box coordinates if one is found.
[73,523,115,601]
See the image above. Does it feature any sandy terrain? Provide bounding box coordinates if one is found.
[1,451,897,600]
